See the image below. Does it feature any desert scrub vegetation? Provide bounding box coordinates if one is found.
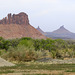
[1,46,38,62]
[0,37,75,62]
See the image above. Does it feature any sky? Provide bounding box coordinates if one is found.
[0,0,75,32]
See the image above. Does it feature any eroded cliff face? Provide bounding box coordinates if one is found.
[0,12,46,39]
[0,12,29,25]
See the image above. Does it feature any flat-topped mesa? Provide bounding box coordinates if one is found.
[0,12,29,25]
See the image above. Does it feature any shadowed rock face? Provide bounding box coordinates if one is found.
[0,12,29,25]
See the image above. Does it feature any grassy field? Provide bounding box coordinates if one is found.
[0,62,75,75]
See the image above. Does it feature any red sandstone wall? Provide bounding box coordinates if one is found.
[0,12,29,25]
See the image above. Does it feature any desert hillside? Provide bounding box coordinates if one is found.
[0,12,46,39]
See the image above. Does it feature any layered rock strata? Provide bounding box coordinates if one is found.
[0,12,46,39]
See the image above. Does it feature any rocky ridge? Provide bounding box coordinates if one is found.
[36,25,75,39]
[0,12,46,39]
[36,26,45,35]
[45,26,75,39]
[0,12,29,25]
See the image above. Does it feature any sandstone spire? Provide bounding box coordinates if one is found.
[0,12,29,25]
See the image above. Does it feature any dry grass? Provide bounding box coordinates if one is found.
[0,62,75,75]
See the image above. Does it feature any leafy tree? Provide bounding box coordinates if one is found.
[18,39,34,49]
[0,37,5,49]
[33,39,41,51]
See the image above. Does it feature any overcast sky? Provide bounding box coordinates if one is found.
[0,0,75,32]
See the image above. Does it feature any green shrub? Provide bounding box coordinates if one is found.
[1,37,75,60]
[0,49,6,56]
[18,39,34,49]
[1,46,38,62]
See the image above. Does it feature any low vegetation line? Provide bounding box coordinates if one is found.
[0,37,75,62]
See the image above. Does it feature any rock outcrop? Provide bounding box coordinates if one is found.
[0,57,15,67]
[36,26,45,35]
[0,12,29,25]
[0,12,46,39]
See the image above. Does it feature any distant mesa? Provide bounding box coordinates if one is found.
[37,25,75,39]
[52,25,72,34]
[0,12,46,39]
[45,25,75,39]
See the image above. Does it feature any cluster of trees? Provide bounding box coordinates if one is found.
[0,37,75,62]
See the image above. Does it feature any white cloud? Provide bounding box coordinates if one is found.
[18,0,34,4]
[33,9,50,18]
[18,0,59,4]
[43,0,59,3]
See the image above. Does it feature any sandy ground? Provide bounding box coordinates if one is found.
[0,58,75,75]
[1,70,75,75]
[0,57,15,67]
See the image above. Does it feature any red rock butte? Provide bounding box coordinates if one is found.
[0,12,46,39]
[0,12,29,25]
